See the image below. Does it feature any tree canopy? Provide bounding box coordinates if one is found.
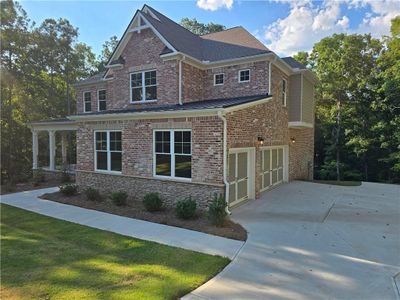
[180,17,226,35]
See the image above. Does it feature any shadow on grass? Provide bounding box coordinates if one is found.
[1,204,229,300]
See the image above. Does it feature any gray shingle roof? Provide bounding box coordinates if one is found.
[74,93,270,116]
[143,6,270,62]
[74,71,107,86]
[282,57,307,69]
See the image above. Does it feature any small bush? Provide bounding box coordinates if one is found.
[143,192,163,212]
[110,191,128,206]
[60,168,71,183]
[85,187,101,201]
[59,183,78,196]
[208,194,227,227]
[176,197,197,220]
[32,169,45,186]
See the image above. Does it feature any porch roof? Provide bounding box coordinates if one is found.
[29,118,78,131]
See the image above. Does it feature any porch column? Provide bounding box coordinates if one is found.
[32,130,39,169]
[61,132,67,166]
[48,130,56,171]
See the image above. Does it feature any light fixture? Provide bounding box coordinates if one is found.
[257,136,265,145]
[290,137,296,144]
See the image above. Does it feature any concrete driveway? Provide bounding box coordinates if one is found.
[185,181,400,300]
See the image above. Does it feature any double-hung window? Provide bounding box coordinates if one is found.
[154,130,191,179]
[239,69,250,83]
[95,131,122,172]
[98,90,107,111]
[84,91,91,112]
[282,79,287,107]
[130,70,157,102]
[214,73,224,85]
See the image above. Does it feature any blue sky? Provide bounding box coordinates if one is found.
[20,0,400,56]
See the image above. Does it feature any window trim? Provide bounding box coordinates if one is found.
[238,69,250,83]
[153,129,192,182]
[83,91,92,113]
[282,78,287,107]
[214,73,224,86]
[97,89,107,112]
[94,130,122,174]
[130,69,158,103]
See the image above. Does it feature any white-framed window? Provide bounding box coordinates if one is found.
[83,91,91,112]
[282,79,287,107]
[95,130,122,173]
[153,129,191,180]
[130,70,157,102]
[214,73,224,86]
[238,69,250,83]
[98,90,107,111]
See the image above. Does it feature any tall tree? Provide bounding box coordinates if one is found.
[180,17,225,35]
[96,35,119,72]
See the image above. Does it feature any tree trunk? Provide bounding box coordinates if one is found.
[336,100,341,181]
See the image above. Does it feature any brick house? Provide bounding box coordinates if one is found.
[30,5,317,210]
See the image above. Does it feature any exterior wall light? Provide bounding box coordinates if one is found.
[258,136,264,145]
[290,137,296,144]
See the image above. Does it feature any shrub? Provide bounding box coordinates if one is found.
[60,168,71,183]
[176,197,197,219]
[207,194,227,227]
[59,183,78,196]
[143,192,163,212]
[85,187,101,201]
[110,191,128,206]
[32,169,45,186]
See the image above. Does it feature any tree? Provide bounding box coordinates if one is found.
[180,17,225,35]
[96,35,119,72]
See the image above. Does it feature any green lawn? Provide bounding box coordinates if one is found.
[0,204,230,300]
[310,180,362,186]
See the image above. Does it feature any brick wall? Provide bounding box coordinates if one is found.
[288,127,314,180]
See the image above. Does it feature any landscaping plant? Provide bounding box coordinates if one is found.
[85,187,101,201]
[60,168,71,183]
[176,197,197,219]
[110,191,128,206]
[59,184,78,196]
[32,169,45,186]
[207,194,227,227]
[143,192,163,212]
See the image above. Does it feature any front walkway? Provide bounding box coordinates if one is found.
[184,181,400,300]
[0,187,244,260]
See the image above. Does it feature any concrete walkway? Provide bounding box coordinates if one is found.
[184,181,400,300]
[0,187,244,260]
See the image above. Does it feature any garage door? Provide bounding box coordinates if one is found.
[260,147,284,191]
[228,151,249,206]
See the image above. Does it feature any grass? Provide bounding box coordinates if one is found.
[310,180,362,186]
[0,204,230,300]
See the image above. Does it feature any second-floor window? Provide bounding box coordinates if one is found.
[98,90,107,111]
[239,69,250,83]
[130,70,157,102]
[84,91,91,112]
[214,73,224,85]
[282,79,287,107]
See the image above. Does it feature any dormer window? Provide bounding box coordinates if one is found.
[83,91,91,112]
[214,73,224,86]
[239,69,250,83]
[130,70,157,102]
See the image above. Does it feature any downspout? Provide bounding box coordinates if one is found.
[218,110,231,215]
[178,58,183,105]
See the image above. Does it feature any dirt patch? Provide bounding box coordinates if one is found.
[1,178,67,195]
[40,191,247,241]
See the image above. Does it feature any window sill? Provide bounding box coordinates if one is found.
[94,169,122,175]
[238,80,250,83]
[130,100,158,104]
[153,175,192,183]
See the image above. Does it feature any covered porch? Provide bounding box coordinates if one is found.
[30,119,78,173]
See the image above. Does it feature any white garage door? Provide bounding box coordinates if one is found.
[261,147,285,191]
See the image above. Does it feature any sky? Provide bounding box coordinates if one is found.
[20,0,400,57]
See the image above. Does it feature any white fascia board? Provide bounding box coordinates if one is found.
[289,121,314,128]
[223,96,273,113]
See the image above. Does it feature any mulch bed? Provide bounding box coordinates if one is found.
[40,191,248,241]
[0,178,64,195]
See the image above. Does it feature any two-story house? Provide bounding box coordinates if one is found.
[30,5,317,209]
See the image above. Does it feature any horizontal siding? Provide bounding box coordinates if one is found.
[288,74,301,122]
[302,77,314,123]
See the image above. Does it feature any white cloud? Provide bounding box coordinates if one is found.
[262,0,400,56]
[196,0,233,11]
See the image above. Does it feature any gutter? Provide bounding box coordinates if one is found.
[217,111,231,215]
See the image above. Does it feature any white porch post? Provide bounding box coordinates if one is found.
[32,130,39,169]
[48,130,56,171]
[61,132,67,166]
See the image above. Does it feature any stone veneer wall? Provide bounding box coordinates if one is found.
[288,127,314,180]
[76,116,225,209]
[76,171,224,210]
